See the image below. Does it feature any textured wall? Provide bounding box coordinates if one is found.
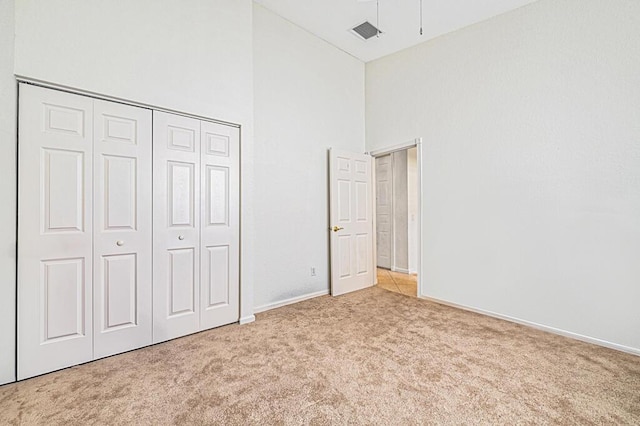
[14,0,256,322]
[0,0,16,385]
[253,4,365,309]
[366,0,640,352]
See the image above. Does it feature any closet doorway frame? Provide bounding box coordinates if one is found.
[369,138,424,298]
[16,77,240,127]
[14,76,249,336]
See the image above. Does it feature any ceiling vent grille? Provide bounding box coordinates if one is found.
[351,21,381,40]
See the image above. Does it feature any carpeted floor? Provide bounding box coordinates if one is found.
[1,286,639,425]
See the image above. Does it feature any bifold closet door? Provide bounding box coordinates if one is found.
[200,121,240,329]
[153,112,240,342]
[18,85,94,379]
[153,111,201,343]
[93,100,152,359]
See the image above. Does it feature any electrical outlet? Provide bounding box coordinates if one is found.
[310,267,316,277]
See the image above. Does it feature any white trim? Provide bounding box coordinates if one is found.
[371,138,423,298]
[16,76,240,128]
[416,138,424,297]
[390,153,396,271]
[421,295,640,357]
[369,139,421,157]
[253,290,330,314]
[371,158,378,285]
[239,315,255,325]
[391,267,410,274]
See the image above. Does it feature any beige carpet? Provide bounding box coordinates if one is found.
[1,287,639,425]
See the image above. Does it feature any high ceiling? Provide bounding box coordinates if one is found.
[254,0,539,62]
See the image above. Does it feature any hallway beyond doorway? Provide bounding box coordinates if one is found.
[376,268,417,297]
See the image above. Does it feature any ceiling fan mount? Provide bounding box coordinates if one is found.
[355,0,424,36]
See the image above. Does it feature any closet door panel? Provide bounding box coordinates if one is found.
[153,111,201,343]
[18,84,94,380]
[93,100,152,359]
[200,121,240,330]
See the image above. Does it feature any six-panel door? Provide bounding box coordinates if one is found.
[93,100,153,359]
[329,149,374,296]
[152,111,202,343]
[18,85,94,379]
[200,121,240,329]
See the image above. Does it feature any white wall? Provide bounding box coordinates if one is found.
[366,0,640,353]
[13,0,256,323]
[253,4,365,310]
[0,0,16,385]
[407,147,418,274]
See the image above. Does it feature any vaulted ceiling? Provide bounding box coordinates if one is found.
[254,0,539,62]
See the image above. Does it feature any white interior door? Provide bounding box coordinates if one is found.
[329,149,374,296]
[93,100,152,358]
[199,121,240,329]
[18,84,94,379]
[153,111,201,343]
[375,155,392,269]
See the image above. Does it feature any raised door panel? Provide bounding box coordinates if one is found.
[102,254,137,330]
[168,248,196,316]
[18,84,93,380]
[153,111,201,343]
[338,179,352,222]
[205,166,229,226]
[205,246,229,308]
[200,121,239,330]
[93,100,152,359]
[103,155,136,230]
[42,148,85,233]
[338,236,351,278]
[168,161,196,227]
[42,258,85,342]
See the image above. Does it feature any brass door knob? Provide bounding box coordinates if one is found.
[332,226,344,232]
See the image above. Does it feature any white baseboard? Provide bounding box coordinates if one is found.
[391,267,410,274]
[254,289,330,314]
[0,376,15,386]
[239,315,255,325]
[420,295,640,357]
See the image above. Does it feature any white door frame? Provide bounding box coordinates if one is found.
[368,138,424,298]
[15,79,249,365]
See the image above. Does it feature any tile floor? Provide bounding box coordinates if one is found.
[376,268,418,297]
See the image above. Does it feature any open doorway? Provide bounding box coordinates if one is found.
[371,140,421,297]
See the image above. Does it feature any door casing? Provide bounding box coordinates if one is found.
[369,139,424,298]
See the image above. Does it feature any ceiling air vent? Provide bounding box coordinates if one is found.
[351,21,381,40]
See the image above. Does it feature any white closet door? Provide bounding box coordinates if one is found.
[18,84,94,379]
[199,121,240,330]
[153,111,201,343]
[93,100,152,358]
